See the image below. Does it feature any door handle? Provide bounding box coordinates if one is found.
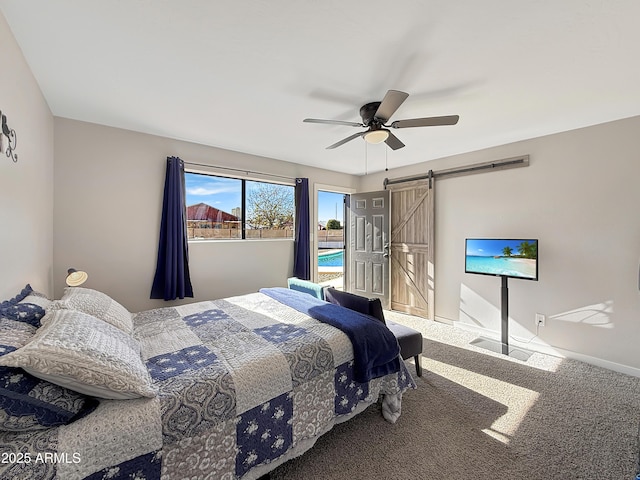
[383,243,390,258]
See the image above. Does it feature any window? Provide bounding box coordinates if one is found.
[185,172,294,240]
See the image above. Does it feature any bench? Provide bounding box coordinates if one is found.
[324,287,423,377]
[286,279,423,377]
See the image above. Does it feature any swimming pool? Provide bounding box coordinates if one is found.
[318,250,344,267]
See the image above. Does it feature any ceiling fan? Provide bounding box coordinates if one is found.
[304,89,459,150]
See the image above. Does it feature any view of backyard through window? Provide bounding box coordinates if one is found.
[184,174,345,288]
[184,172,294,240]
[317,190,345,289]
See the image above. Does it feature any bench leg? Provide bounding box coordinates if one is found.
[414,354,422,377]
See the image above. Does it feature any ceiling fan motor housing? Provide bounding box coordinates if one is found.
[360,102,382,126]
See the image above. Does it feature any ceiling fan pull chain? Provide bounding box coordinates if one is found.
[385,145,388,172]
[364,141,368,175]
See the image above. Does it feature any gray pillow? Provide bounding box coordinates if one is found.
[51,287,133,334]
[0,309,157,400]
[0,317,98,431]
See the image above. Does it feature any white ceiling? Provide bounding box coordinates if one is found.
[2,0,640,175]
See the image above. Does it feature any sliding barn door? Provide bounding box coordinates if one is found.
[346,191,390,308]
[388,178,435,319]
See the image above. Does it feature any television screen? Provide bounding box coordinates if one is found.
[465,238,538,281]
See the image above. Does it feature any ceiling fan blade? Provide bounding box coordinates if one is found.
[384,131,405,150]
[390,115,459,129]
[326,131,365,149]
[304,118,364,127]
[374,90,409,123]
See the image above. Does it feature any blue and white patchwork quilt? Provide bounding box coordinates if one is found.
[0,290,415,479]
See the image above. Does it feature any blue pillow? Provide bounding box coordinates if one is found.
[324,288,386,325]
[0,317,98,431]
[287,277,325,300]
[0,285,49,328]
[0,284,33,307]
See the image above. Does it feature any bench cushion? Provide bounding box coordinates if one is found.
[386,320,423,360]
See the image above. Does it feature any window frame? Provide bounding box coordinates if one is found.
[184,169,295,242]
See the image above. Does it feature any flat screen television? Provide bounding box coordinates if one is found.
[465,238,538,281]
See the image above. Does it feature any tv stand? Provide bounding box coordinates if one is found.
[470,275,533,361]
[501,275,509,354]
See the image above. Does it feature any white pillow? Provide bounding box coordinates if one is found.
[50,287,133,334]
[0,309,157,400]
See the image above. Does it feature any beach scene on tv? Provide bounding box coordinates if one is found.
[465,239,538,280]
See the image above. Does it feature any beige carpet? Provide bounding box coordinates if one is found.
[270,313,640,480]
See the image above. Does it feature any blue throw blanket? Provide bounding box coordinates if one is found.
[260,287,400,383]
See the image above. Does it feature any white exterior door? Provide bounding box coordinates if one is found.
[346,190,390,308]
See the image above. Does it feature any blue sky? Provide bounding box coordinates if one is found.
[318,191,344,223]
[466,239,537,257]
[185,173,241,214]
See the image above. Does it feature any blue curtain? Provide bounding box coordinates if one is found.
[150,157,194,300]
[293,178,310,280]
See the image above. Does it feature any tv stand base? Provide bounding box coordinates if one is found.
[469,337,533,361]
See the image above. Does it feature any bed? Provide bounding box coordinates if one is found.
[0,285,415,480]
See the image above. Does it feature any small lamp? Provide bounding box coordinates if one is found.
[66,268,88,287]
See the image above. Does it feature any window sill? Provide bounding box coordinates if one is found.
[188,238,295,244]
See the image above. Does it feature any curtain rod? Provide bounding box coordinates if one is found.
[182,161,297,182]
[383,155,529,188]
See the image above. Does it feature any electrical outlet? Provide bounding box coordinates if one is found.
[535,313,546,327]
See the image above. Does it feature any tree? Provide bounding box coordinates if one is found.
[517,241,537,259]
[326,219,342,230]
[502,246,513,257]
[245,183,294,229]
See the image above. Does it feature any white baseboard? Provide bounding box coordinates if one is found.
[438,317,640,379]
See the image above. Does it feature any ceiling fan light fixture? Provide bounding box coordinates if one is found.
[364,129,389,144]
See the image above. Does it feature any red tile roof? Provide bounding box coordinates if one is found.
[187,203,239,222]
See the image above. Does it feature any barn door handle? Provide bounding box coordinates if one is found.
[383,243,390,258]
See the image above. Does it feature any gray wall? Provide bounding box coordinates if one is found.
[0,13,54,299]
[53,118,357,312]
[359,116,640,375]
